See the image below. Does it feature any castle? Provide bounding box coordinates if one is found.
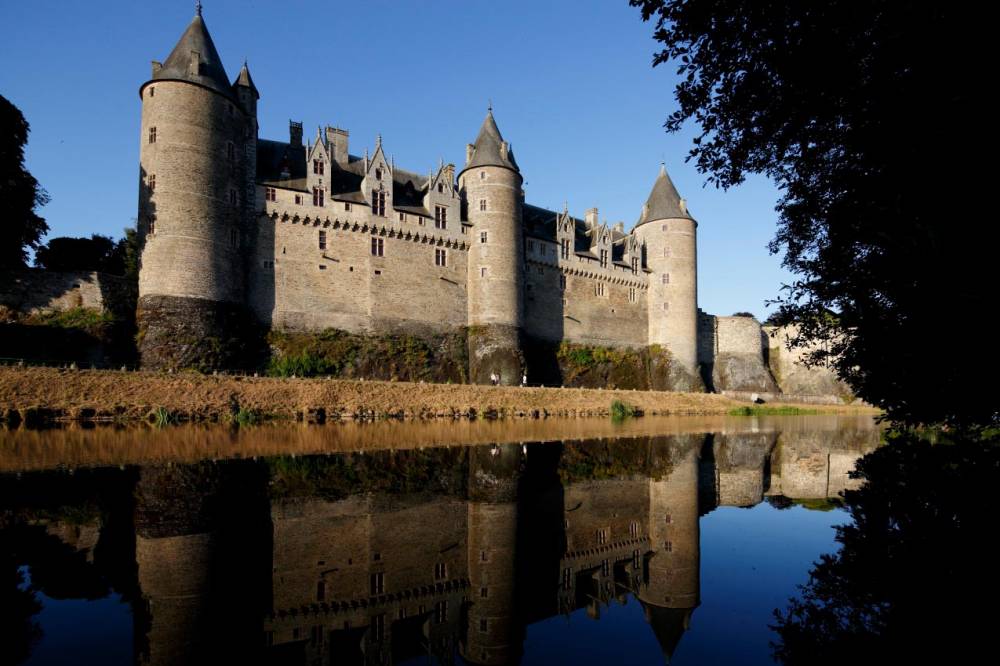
[135,7,706,388]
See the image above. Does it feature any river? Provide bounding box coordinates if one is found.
[0,415,881,665]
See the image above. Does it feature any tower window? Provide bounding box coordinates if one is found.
[480,587,489,598]
[434,205,447,229]
[480,172,485,180]
[399,212,405,222]
[600,249,608,268]
[370,572,384,595]
[294,194,303,205]
[480,231,488,244]
[629,287,637,303]
[597,528,608,544]
[371,237,384,256]
[345,202,352,212]
[631,257,638,274]
[317,580,325,601]
[480,267,487,278]
[596,283,605,297]
[435,248,447,267]
[434,562,447,580]
[371,190,385,217]
[372,614,385,642]
[479,199,486,211]
[661,273,670,284]
[148,174,155,192]
[147,217,155,236]
[149,87,154,97]
[560,238,570,260]
[313,187,324,207]
[318,230,327,250]
[313,159,324,175]
[265,187,276,202]
[663,302,669,311]
[559,274,566,290]
[148,127,157,143]
[434,601,447,625]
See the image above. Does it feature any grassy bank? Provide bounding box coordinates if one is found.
[0,366,880,425]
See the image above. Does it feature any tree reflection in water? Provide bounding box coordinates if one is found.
[771,432,1000,664]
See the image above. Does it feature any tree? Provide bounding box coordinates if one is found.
[630,1,994,428]
[770,433,999,663]
[34,234,124,275]
[0,95,49,270]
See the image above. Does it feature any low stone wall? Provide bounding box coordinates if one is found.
[765,325,854,400]
[0,269,135,318]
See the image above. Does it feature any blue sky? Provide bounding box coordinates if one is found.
[0,0,791,319]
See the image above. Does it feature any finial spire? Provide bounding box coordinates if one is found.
[196,1,203,17]
[488,99,492,113]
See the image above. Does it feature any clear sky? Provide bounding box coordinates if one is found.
[0,0,792,320]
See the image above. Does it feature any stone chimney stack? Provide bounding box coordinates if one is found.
[585,207,599,229]
[289,120,303,146]
[325,126,349,166]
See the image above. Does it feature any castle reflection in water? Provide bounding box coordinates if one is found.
[0,418,879,665]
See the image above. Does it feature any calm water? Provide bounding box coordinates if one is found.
[0,415,881,665]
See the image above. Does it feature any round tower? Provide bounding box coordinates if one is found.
[632,165,703,391]
[459,109,525,385]
[136,6,257,370]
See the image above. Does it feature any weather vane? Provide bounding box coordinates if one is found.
[196,1,203,17]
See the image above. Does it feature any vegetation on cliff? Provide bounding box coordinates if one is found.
[266,328,468,383]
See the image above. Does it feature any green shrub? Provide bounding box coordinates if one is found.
[611,399,636,421]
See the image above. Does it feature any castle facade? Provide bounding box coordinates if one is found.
[136,8,703,387]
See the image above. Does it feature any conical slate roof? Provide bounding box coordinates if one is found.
[637,164,694,226]
[233,61,259,99]
[153,10,232,98]
[463,109,519,173]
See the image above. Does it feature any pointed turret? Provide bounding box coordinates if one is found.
[637,164,693,226]
[151,7,232,98]
[233,60,259,99]
[462,109,519,174]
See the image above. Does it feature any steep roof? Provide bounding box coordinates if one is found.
[233,61,259,99]
[152,10,233,99]
[462,110,519,173]
[636,165,694,226]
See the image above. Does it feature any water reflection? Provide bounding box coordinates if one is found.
[0,418,880,665]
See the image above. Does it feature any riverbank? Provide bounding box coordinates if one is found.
[0,366,878,424]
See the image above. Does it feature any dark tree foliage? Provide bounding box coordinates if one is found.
[731,311,756,319]
[770,433,999,663]
[630,1,994,428]
[0,95,49,270]
[34,233,129,276]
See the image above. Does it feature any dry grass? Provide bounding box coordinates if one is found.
[0,366,879,422]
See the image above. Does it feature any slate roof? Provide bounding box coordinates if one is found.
[461,110,519,174]
[636,165,694,226]
[152,12,233,99]
[233,62,259,99]
[257,142,433,215]
[523,204,632,263]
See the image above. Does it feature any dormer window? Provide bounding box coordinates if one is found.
[372,190,386,217]
[437,182,444,193]
[313,187,324,207]
[313,159,324,175]
[600,249,608,268]
[375,167,383,180]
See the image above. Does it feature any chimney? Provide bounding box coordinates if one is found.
[151,60,162,76]
[613,222,625,233]
[442,163,455,188]
[325,126,349,166]
[466,143,474,165]
[289,120,303,146]
[585,207,599,229]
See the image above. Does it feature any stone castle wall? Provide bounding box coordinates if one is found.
[0,269,133,317]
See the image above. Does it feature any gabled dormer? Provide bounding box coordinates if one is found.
[306,127,330,198]
[585,207,612,267]
[361,135,392,219]
[424,161,458,231]
[555,205,575,260]
[621,231,641,274]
